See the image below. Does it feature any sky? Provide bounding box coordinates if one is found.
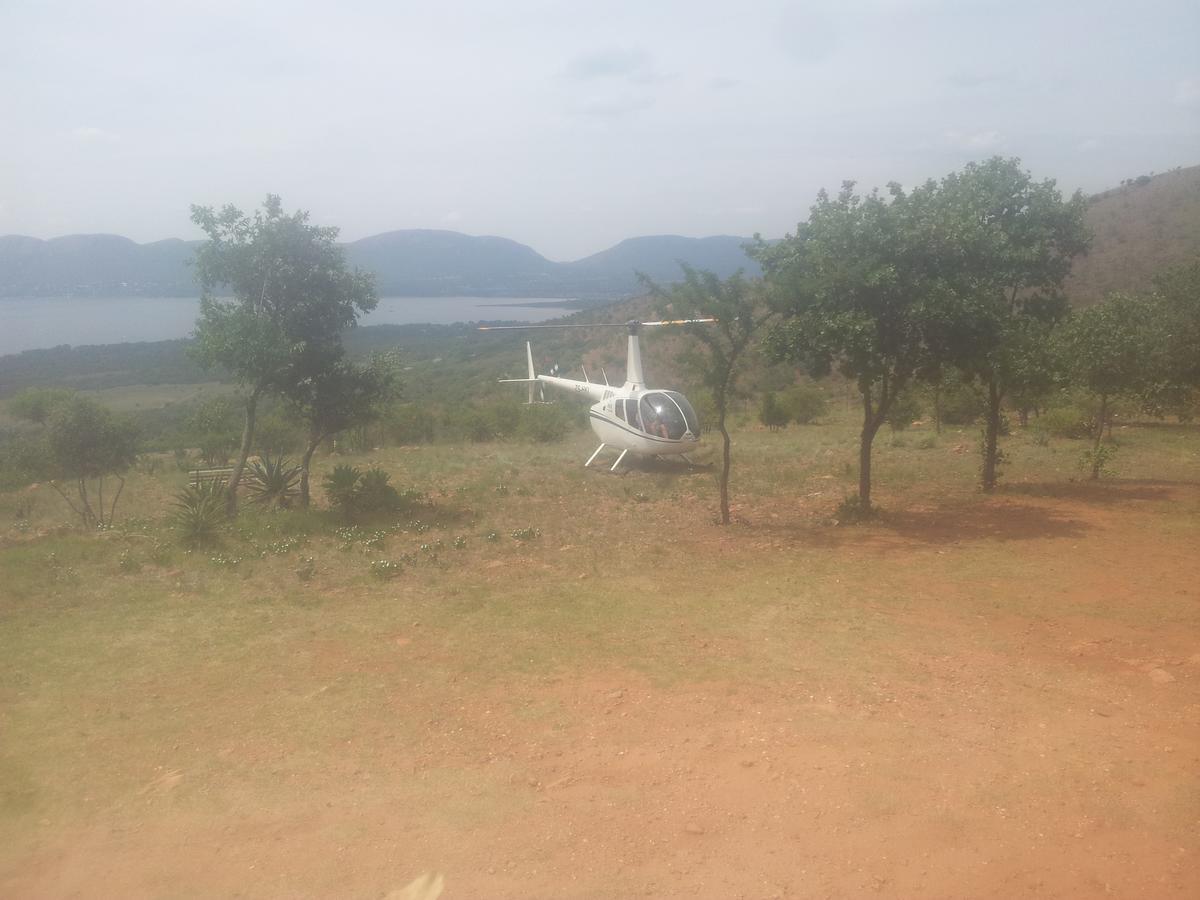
[2,0,1198,261]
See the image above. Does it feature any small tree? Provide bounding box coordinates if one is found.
[756,181,959,511]
[41,396,139,526]
[1142,262,1200,417]
[287,350,401,507]
[6,388,76,425]
[1056,293,1153,479]
[190,195,377,514]
[758,392,789,430]
[643,266,769,525]
[934,158,1090,490]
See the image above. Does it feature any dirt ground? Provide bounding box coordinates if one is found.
[2,481,1198,899]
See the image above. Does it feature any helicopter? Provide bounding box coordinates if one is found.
[481,318,716,471]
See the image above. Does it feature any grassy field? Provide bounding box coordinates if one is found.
[1,413,1198,898]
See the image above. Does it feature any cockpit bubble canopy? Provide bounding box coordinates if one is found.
[638,391,699,440]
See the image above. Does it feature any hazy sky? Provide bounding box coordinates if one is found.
[2,0,1198,260]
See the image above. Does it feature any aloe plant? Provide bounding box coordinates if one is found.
[245,455,302,509]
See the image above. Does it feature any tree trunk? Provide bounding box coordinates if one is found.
[981,376,1002,493]
[1090,393,1108,480]
[77,477,96,527]
[108,475,125,525]
[226,386,262,516]
[299,430,324,509]
[858,385,888,511]
[717,413,732,525]
[933,381,943,435]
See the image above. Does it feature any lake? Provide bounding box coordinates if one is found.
[0,295,581,357]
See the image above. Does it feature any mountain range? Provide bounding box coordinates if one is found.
[2,163,1197,302]
[0,230,760,300]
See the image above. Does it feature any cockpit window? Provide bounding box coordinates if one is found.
[639,392,689,440]
[663,391,699,435]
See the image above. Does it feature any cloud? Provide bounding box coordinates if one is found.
[1173,77,1200,108]
[563,48,657,83]
[707,76,740,92]
[440,210,462,225]
[943,129,1002,151]
[69,126,119,143]
[1077,137,1101,152]
[568,95,655,118]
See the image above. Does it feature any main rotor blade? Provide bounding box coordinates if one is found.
[640,317,719,326]
[477,323,623,331]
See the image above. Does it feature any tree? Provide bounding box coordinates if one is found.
[1142,261,1200,417]
[190,195,377,514]
[41,396,139,526]
[6,387,75,424]
[643,266,769,525]
[934,158,1090,490]
[286,349,401,507]
[1056,293,1153,479]
[756,181,958,512]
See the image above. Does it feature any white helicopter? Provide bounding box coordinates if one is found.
[480,318,716,471]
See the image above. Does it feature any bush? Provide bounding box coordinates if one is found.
[886,389,924,431]
[779,383,828,424]
[517,403,573,443]
[253,409,304,456]
[245,455,302,509]
[937,380,986,426]
[171,482,226,546]
[1037,405,1094,439]
[322,464,415,521]
[758,392,789,430]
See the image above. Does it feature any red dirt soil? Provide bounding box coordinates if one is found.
[3,485,1198,899]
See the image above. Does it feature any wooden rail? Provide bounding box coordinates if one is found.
[189,467,235,487]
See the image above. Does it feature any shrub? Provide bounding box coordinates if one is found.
[357,468,401,512]
[758,392,789,430]
[886,390,924,431]
[1037,405,1094,439]
[245,455,302,509]
[937,380,986,426]
[171,482,226,546]
[517,403,573,443]
[323,464,363,517]
[779,384,828,424]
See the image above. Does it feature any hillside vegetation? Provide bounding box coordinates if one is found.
[1067,164,1200,305]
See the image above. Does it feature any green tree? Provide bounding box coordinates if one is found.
[1142,261,1200,417]
[287,350,401,507]
[6,387,75,424]
[934,158,1090,490]
[190,195,377,514]
[644,267,770,525]
[41,396,139,526]
[1056,293,1153,479]
[756,181,957,511]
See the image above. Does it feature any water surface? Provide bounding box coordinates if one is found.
[0,295,579,356]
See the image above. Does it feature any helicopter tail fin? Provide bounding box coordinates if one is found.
[497,341,543,403]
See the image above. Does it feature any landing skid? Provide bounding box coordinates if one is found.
[583,443,631,473]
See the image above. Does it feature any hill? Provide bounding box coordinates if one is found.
[1067,164,1200,305]
[0,230,759,300]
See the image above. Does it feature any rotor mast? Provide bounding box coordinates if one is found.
[624,320,645,390]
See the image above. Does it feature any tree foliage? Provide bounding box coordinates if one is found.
[40,396,139,526]
[933,158,1090,490]
[189,195,377,513]
[756,180,958,510]
[1056,293,1155,479]
[643,266,768,525]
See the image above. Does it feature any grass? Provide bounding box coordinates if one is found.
[1,410,1197,896]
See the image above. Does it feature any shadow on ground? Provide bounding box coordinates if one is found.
[1002,480,1183,505]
